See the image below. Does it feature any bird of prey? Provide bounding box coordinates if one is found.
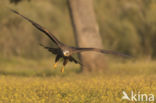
[10,9,130,72]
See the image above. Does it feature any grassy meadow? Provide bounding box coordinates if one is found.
[1,73,156,103]
[0,57,156,103]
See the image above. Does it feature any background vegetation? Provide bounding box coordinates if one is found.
[0,0,155,59]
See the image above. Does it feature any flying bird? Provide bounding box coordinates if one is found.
[10,9,130,72]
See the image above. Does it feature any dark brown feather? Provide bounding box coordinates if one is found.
[69,56,88,68]
[10,9,63,47]
[40,44,59,54]
[71,47,130,58]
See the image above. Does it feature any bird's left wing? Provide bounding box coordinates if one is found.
[71,47,130,58]
[10,9,64,47]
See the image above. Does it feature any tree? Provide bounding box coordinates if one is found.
[67,0,106,72]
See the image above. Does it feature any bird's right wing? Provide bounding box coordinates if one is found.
[71,47,131,58]
[10,9,63,47]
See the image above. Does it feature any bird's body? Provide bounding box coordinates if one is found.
[11,9,130,72]
[40,44,82,72]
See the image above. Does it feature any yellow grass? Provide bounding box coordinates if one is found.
[0,75,156,103]
[0,57,156,103]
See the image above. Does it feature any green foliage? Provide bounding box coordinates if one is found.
[95,0,156,58]
[0,0,156,59]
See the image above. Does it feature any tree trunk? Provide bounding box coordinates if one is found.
[67,0,107,72]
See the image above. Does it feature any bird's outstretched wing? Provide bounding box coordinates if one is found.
[71,47,130,58]
[10,9,63,47]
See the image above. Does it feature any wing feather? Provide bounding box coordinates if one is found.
[40,44,59,54]
[72,48,130,57]
[10,9,63,47]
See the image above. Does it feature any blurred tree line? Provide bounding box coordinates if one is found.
[0,0,156,59]
[95,0,156,59]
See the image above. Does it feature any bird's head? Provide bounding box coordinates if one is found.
[63,50,70,56]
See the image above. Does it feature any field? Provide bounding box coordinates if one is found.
[0,57,156,103]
